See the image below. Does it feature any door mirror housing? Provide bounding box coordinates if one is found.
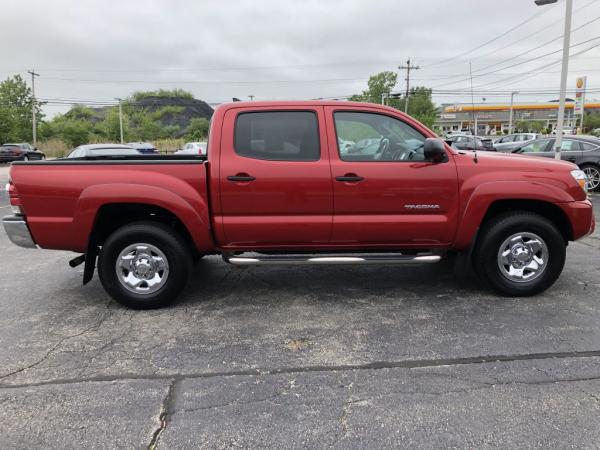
[424,138,448,163]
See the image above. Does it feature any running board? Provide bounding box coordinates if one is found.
[223,253,441,266]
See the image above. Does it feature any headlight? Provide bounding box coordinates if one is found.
[571,169,588,194]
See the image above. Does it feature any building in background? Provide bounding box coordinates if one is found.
[435,101,600,135]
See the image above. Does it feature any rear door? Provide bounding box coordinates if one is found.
[218,107,333,247]
[325,106,459,247]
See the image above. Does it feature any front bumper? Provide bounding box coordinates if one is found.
[559,199,595,241]
[2,215,37,248]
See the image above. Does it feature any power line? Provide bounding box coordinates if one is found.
[420,6,553,69]
[460,0,598,67]
[431,34,600,89]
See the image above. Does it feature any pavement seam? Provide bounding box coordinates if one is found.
[2,349,600,390]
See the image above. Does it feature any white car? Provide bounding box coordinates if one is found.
[551,127,574,136]
[175,142,207,155]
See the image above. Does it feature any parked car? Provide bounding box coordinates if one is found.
[512,136,600,191]
[175,142,207,155]
[127,142,159,154]
[0,143,46,163]
[446,134,494,151]
[444,130,471,138]
[494,133,543,153]
[67,144,141,158]
[551,127,574,136]
[2,101,594,308]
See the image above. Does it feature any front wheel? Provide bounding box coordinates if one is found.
[474,212,566,296]
[98,221,193,309]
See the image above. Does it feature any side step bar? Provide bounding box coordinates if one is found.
[223,254,441,266]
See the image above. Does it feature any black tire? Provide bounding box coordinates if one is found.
[98,221,192,309]
[22,155,29,161]
[581,164,600,192]
[474,212,566,296]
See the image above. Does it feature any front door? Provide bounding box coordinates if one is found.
[218,107,333,248]
[325,106,459,247]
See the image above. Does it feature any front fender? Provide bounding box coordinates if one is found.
[454,180,574,249]
[73,183,214,252]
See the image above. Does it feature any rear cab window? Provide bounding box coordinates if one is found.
[234,111,320,161]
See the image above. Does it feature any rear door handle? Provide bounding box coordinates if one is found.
[227,174,256,182]
[335,174,364,182]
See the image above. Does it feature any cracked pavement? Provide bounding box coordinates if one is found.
[1,164,600,448]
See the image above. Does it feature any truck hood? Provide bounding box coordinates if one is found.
[454,149,577,172]
[452,149,586,202]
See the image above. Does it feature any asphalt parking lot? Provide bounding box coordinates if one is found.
[1,163,600,448]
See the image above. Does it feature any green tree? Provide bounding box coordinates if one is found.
[186,117,210,140]
[101,108,129,142]
[0,75,43,143]
[350,71,398,105]
[350,72,437,128]
[528,120,546,133]
[584,112,600,133]
[398,87,437,128]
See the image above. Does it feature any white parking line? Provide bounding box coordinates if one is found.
[0,205,11,209]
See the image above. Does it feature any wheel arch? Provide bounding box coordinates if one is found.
[480,199,573,243]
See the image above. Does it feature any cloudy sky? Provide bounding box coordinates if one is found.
[1,0,599,117]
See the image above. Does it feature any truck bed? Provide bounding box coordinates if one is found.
[9,157,211,252]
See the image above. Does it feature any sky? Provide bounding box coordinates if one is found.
[1,0,600,117]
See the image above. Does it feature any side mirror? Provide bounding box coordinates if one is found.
[424,138,448,163]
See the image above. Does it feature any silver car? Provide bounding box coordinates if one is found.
[67,144,141,158]
[494,133,543,153]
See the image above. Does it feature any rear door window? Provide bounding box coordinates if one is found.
[561,140,580,151]
[234,111,320,161]
[520,139,552,153]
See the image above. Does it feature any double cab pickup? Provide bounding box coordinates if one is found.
[3,101,595,308]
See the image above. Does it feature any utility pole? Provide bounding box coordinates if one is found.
[115,98,124,144]
[399,58,419,114]
[28,70,40,146]
[248,95,255,101]
[535,0,572,160]
[508,91,519,134]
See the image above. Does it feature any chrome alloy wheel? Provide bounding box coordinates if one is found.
[583,166,600,191]
[116,243,169,294]
[497,232,548,283]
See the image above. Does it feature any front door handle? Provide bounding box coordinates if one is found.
[335,174,364,182]
[227,174,256,182]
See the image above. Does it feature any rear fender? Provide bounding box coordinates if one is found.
[73,183,214,252]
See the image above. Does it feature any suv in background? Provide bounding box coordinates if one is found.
[494,133,542,153]
[445,134,494,151]
[175,142,207,155]
[0,143,46,162]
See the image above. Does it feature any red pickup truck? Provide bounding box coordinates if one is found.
[2,101,595,308]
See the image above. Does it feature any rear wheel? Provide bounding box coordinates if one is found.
[98,221,192,309]
[474,212,565,296]
[581,164,600,192]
